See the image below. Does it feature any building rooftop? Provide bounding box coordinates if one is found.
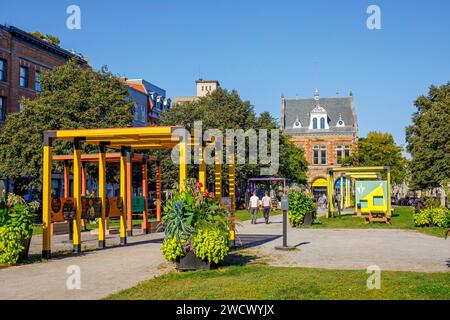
[282,92,358,135]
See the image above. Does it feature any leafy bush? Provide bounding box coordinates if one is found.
[288,189,316,227]
[0,226,24,265]
[193,228,229,264]
[161,237,185,262]
[161,180,231,264]
[430,208,450,228]
[414,207,450,228]
[0,193,38,265]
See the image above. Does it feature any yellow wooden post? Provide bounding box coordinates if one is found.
[345,177,350,208]
[340,176,344,210]
[387,167,392,216]
[327,170,334,218]
[214,149,222,200]
[179,140,188,191]
[120,147,128,245]
[42,137,53,259]
[98,143,107,248]
[73,138,83,253]
[198,146,206,192]
[228,161,236,242]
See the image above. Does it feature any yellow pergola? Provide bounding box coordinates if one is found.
[41,126,236,258]
[326,166,391,218]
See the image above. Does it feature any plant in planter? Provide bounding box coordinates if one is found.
[287,188,317,227]
[0,193,39,265]
[161,180,231,270]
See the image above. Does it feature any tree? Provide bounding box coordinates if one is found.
[158,88,308,189]
[406,83,450,193]
[345,131,407,185]
[0,59,134,193]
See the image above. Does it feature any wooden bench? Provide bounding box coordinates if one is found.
[364,210,391,225]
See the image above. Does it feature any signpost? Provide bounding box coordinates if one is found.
[275,196,296,251]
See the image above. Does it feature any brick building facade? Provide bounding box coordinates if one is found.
[0,25,86,120]
[281,90,358,198]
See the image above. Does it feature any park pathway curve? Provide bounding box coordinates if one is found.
[1,216,449,299]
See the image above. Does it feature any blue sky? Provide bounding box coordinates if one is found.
[1,0,449,150]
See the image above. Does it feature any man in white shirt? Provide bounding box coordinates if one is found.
[262,192,272,224]
[248,191,260,224]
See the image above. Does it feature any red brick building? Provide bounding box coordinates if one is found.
[0,25,86,120]
[281,90,358,198]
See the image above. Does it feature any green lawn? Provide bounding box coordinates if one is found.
[106,265,450,300]
[308,206,447,238]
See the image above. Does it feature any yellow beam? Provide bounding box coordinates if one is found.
[73,141,82,253]
[214,153,222,201]
[119,148,127,244]
[98,145,107,248]
[228,161,236,241]
[198,146,206,192]
[42,145,52,258]
[331,166,386,173]
[179,141,187,191]
[387,169,392,216]
[53,126,178,139]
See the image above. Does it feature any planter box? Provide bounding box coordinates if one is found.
[176,251,210,271]
[18,231,33,262]
[301,211,313,227]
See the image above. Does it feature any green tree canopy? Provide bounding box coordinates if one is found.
[159,88,307,189]
[345,131,407,185]
[406,83,450,190]
[0,59,134,193]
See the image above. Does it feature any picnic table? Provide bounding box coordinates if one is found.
[364,210,391,225]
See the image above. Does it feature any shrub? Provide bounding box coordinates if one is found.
[288,189,316,227]
[431,208,450,228]
[0,193,38,265]
[161,237,185,262]
[193,228,229,264]
[414,207,450,228]
[0,226,24,265]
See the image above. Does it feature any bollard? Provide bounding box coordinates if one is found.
[275,196,296,251]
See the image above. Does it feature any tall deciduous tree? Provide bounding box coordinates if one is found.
[406,83,450,193]
[0,59,134,193]
[345,131,407,185]
[158,88,307,189]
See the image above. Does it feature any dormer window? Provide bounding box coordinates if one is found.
[336,114,345,127]
[293,120,302,129]
[312,118,317,129]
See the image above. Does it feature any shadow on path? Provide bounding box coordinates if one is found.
[234,234,281,249]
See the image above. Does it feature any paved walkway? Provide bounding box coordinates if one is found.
[237,215,450,272]
[1,216,449,299]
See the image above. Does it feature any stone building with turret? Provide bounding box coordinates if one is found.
[281,90,358,198]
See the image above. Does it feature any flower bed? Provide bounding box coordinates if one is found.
[0,193,38,265]
[161,181,231,270]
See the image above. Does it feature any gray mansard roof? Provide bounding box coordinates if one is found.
[282,95,358,136]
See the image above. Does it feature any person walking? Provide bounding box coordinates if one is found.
[248,191,260,224]
[262,191,272,224]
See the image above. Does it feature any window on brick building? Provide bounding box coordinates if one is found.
[35,71,41,92]
[320,145,327,165]
[0,59,6,82]
[345,145,351,158]
[336,145,351,164]
[20,66,28,88]
[0,97,6,121]
[313,145,327,165]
